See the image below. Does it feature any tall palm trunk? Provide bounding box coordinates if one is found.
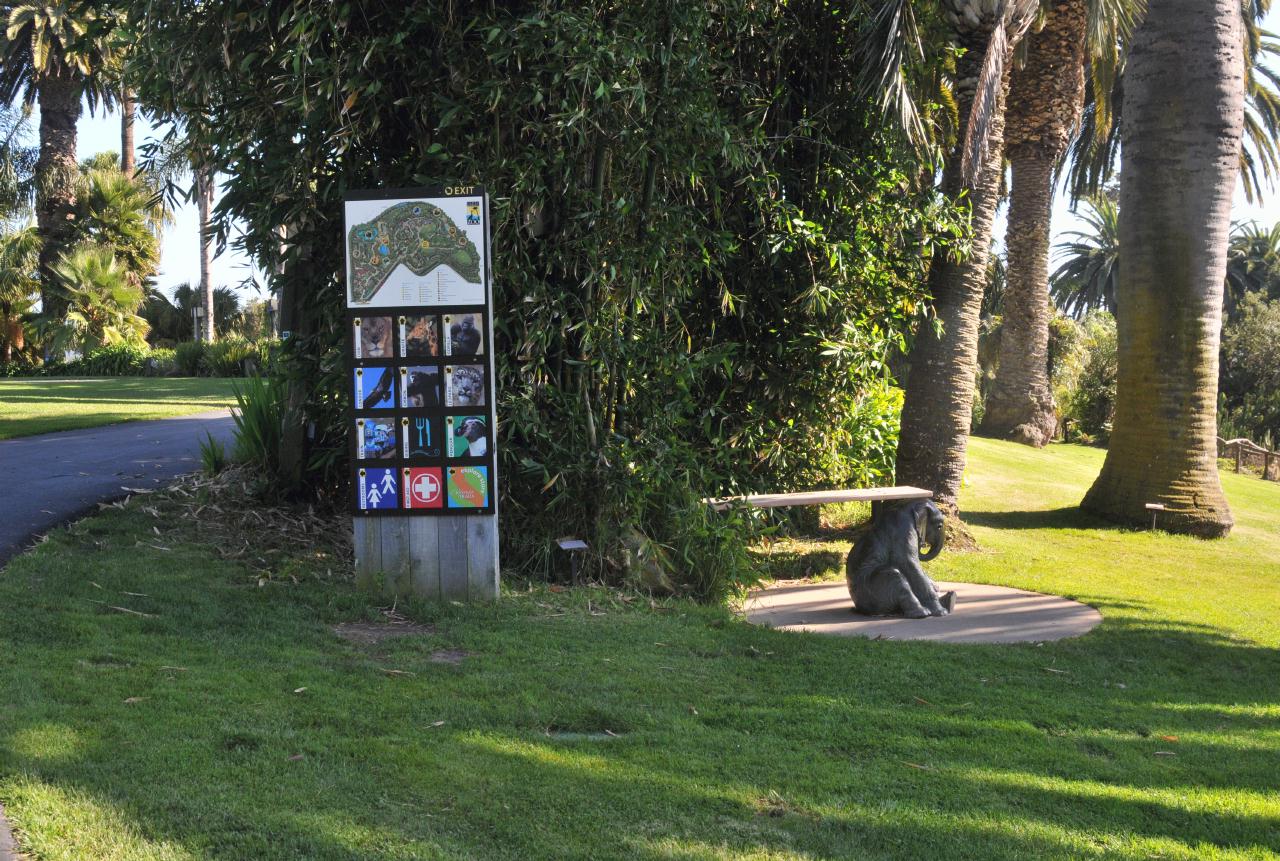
[195,166,215,342]
[120,90,135,178]
[1081,0,1243,536]
[980,0,1088,446]
[896,41,1013,513]
[34,70,82,324]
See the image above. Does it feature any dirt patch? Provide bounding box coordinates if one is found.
[333,620,435,646]
[428,648,471,665]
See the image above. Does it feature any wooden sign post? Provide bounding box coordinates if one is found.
[344,186,499,600]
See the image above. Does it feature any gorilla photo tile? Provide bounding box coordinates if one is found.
[446,415,488,458]
[444,364,486,408]
[355,366,396,410]
[399,313,439,357]
[356,417,397,460]
[354,315,394,359]
[401,415,442,459]
[399,365,442,409]
[443,312,484,356]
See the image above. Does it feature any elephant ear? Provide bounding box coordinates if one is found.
[917,502,944,562]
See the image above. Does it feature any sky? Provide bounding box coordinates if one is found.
[72,108,264,302]
[65,10,1280,301]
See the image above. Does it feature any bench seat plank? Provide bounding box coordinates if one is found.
[704,486,932,511]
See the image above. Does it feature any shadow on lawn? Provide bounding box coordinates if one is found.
[960,506,1122,532]
[2,614,1277,860]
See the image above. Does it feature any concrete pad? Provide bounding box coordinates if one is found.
[745,580,1101,644]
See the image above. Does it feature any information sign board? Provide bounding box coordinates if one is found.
[345,187,497,518]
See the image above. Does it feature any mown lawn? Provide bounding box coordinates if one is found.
[0,439,1277,859]
[0,378,238,439]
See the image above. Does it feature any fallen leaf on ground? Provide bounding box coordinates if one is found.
[289,754,305,761]
[549,585,566,593]
[430,720,446,728]
[1154,751,1177,756]
[124,697,146,704]
[293,687,307,694]
[1158,734,1179,742]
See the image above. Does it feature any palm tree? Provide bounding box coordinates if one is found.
[0,224,38,361]
[1224,220,1280,319]
[70,159,162,288]
[1081,0,1243,537]
[1049,194,1120,317]
[138,130,216,341]
[0,1,117,325]
[978,0,1091,446]
[1065,0,1280,204]
[44,242,147,352]
[893,0,1039,512]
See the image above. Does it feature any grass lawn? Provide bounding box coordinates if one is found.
[0,378,239,440]
[0,439,1277,859]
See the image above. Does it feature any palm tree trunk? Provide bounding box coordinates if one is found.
[1081,0,1243,536]
[980,0,1088,446]
[896,45,1011,513]
[120,90,135,178]
[35,70,82,327]
[196,166,215,342]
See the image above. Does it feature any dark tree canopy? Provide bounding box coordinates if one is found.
[125,0,966,595]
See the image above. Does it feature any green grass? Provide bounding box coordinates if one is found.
[0,440,1277,859]
[0,377,239,439]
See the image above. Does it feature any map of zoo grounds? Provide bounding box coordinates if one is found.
[347,201,482,304]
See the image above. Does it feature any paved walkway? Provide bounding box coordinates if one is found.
[0,410,236,855]
[0,409,235,566]
[745,580,1102,643]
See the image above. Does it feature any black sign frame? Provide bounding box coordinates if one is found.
[344,185,497,517]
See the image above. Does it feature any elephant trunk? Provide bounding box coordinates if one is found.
[917,511,944,562]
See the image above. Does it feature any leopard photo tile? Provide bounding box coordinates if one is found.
[444,364,486,408]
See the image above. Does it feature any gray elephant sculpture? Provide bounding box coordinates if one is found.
[846,499,955,618]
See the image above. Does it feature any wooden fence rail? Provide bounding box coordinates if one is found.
[1217,437,1278,481]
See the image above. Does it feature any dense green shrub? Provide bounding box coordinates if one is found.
[231,374,287,477]
[130,0,966,596]
[1220,293,1280,443]
[201,338,256,377]
[1055,312,1118,444]
[174,341,204,376]
[56,343,153,376]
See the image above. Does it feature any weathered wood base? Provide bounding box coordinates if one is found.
[353,515,499,600]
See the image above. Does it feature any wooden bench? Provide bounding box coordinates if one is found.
[704,486,933,520]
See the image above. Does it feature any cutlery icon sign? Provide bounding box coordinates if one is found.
[415,418,429,450]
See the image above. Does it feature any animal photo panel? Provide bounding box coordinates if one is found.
[400,314,439,357]
[355,367,396,409]
[399,365,442,408]
[356,418,397,460]
[444,312,484,356]
[354,315,394,359]
[446,415,488,458]
[444,364,485,407]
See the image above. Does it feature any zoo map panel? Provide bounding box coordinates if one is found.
[345,187,497,517]
[345,195,486,308]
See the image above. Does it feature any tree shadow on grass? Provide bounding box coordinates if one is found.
[961,506,1130,532]
[747,546,844,581]
[2,530,1278,860]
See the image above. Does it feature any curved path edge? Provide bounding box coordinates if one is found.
[0,409,235,567]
